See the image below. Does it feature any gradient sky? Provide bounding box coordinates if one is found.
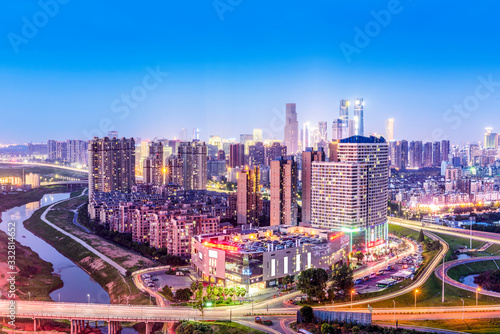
[1,0,500,145]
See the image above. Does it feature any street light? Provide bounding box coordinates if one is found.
[461,298,464,321]
[28,292,31,302]
[442,254,445,303]
[351,290,355,309]
[87,294,90,304]
[476,287,481,306]
[393,300,396,323]
[414,290,418,308]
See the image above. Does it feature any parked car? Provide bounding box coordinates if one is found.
[354,278,363,285]
[369,273,376,279]
[376,269,385,275]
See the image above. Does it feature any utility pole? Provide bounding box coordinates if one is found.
[442,254,445,303]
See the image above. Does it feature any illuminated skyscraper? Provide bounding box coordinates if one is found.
[485,128,497,149]
[237,166,261,226]
[353,98,364,136]
[339,99,349,122]
[284,103,299,154]
[301,148,326,223]
[178,141,207,190]
[253,128,263,142]
[302,122,311,151]
[318,121,328,142]
[385,118,394,141]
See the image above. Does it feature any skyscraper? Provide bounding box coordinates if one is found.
[301,148,326,223]
[339,99,349,122]
[284,103,299,154]
[441,140,450,162]
[270,157,298,226]
[248,142,265,166]
[353,98,364,136]
[409,141,423,168]
[88,137,135,198]
[485,128,497,149]
[400,140,408,170]
[302,122,311,151]
[332,119,344,141]
[423,142,433,167]
[311,136,389,250]
[229,143,245,168]
[265,142,287,166]
[178,141,207,190]
[253,128,263,142]
[432,141,441,167]
[237,166,261,226]
[318,121,328,142]
[385,118,394,141]
[143,141,164,186]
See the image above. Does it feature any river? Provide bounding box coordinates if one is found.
[0,193,110,304]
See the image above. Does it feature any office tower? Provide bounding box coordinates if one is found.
[143,141,164,186]
[311,136,389,249]
[310,127,320,148]
[178,128,188,141]
[301,148,326,223]
[192,128,200,141]
[332,119,344,141]
[485,128,497,149]
[178,141,207,190]
[318,121,328,142]
[237,166,261,226]
[47,140,57,160]
[67,140,89,165]
[88,137,135,198]
[400,140,408,170]
[249,142,265,166]
[240,134,253,145]
[284,103,299,154]
[207,144,219,160]
[208,135,222,150]
[409,141,423,168]
[339,99,349,122]
[302,122,311,151]
[385,119,394,141]
[441,140,450,162]
[229,143,245,168]
[108,131,118,138]
[423,142,433,167]
[265,142,287,166]
[432,142,441,167]
[347,119,355,138]
[270,157,298,226]
[353,98,364,136]
[253,129,263,142]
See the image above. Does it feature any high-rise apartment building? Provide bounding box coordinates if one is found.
[143,141,164,186]
[67,140,89,165]
[353,98,364,136]
[485,128,497,149]
[237,166,261,226]
[270,157,298,226]
[265,142,287,166]
[178,141,207,190]
[284,103,299,154]
[311,136,389,250]
[385,119,394,141]
[432,141,441,167]
[423,142,433,167]
[88,137,135,198]
[229,143,245,168]
[400,140,408,170]
[249,142,265,166]
[301,148,326,223]
[409,141,423,168]
[441,140,450,163]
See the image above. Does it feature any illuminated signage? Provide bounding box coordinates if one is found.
[367,239,384,249]
[203,241,238,252]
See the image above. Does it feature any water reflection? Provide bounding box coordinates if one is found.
[0,193,110,304]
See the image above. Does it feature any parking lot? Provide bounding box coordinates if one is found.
[140,268,193,292]
[354,238,423,294]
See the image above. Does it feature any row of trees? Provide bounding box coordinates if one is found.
[296,265,354,303]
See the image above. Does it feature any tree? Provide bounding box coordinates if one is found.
[296,268,329,302]
[355,251,364,264]
[161,285,174,301]
[330,265,354,297]
[417,229,425,243]
[299,305,314,323]
[175,288,193,302]
[282,275,294,289]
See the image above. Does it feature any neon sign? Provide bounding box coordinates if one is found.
[367,239,384,249]
[203,241,238,252]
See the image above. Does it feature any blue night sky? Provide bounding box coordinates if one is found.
[1,0,500,145]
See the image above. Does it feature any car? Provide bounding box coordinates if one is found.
[362,275,370,281]
[369,273,376,279]
[147,283,154,288]
[386,265,394,271]
[376,270,385,275]
[354,278,363,285]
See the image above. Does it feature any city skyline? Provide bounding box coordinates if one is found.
[2,2,500,144]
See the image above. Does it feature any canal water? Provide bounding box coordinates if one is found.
[0,193,110,304]
[461,274,480,288]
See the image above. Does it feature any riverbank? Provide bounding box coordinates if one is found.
[0,186,72,301]
[23,198,151,305]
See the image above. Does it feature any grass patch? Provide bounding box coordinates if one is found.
[486,244,500,255]
[389,224,421,240]
[433,232,484,258]
[204,321,266,334]
[366,271,500,308]
[448,260,500,282]
[398,318,500,334]
[23,206,150,305]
